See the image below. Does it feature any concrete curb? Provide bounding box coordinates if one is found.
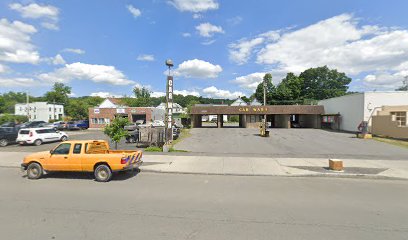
[139,168,406,181]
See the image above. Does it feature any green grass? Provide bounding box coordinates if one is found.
[373,137,408,149]
[144,146,163,152]
[169,128,191,152]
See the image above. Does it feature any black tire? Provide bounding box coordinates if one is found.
[33,139,42,146]
[94,164,112,182]
[0,139,8,147]
[27,162,43,180]
[60,136,68,142]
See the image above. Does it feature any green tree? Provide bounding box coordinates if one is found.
[254,73,276,105]
[299,66,351,100]
[44,83,72,106]
[133,87,151,98]
[103,117,129,149]
[396,77,408,91]
[274,73,304,104]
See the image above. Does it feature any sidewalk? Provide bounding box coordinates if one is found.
[2,151,408,179]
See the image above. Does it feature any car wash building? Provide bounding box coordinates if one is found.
[190,105,324,128]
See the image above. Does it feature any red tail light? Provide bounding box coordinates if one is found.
[121,157,128,164]
[29,131,33,137]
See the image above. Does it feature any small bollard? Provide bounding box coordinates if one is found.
[329,159,343,171]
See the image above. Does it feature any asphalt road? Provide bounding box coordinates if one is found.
[174,128,408,160]
[1,168,407,240]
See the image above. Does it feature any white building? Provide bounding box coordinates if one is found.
[15,102,64,122]
[318,91,408,132]
[231,97,248,106]
[250,99,262,106]
[156,102,186,114]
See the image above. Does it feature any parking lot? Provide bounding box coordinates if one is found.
[0,130,121,153]
[174,128,408,160]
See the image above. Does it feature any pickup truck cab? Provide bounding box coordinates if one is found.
[21,140,143,182]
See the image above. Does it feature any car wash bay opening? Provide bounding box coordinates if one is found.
[190,105,325,128]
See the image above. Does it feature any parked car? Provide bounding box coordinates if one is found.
[20,121,47,129]
[66,120,89,130]
[53,121,66,129]
[124,120,145,131]
[0,127,19,147]
[16,128,68,146]
[20,140,143,182]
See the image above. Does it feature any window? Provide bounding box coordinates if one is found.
[35,129,46,134]
[98,118,105,124]
[391,112,407,127]
[49,115,52,120]
[73,144,82,154]
[49,107,52,112]
[53,143,71,155]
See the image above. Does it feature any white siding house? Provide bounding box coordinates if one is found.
[15,102,64,122]
[318,91,408,132]
[231,97,248,106]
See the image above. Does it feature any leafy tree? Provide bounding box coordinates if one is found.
[0,114,28,125]
[65,96,103,120]
[300,66,351,100]
[274,73,304,104]
[241,96,250,103]
[254,73,276,105]
[396,77,408,91]
[0,92,36,113]
[133,87,151,98]
[44,83,72,106]
[103,117,129,150]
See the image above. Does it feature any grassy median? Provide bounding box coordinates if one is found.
[373,137,408,149]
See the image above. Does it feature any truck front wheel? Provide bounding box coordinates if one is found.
[27,162,43,180]
[94,164,112,182]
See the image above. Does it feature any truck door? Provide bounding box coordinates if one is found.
[48,143,82,171]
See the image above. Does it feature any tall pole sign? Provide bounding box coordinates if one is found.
[165,59,174,143]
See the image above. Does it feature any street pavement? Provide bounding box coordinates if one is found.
[0,168,407,240]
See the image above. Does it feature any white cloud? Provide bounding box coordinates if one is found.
[127,5,141,18]
[232,72,266,91]
[9,3,59,20]
[229,37,265,65]
[174,89,200,97]
[90,92,123,98]
[51,54,65,65]
[173,59,222,78]
[62,48,85,54]
[229,13,408,89]
[151,92,166,98]
[227,16,243,26]
[196,22,224,37]
[9,3,60,30]
[41,22,59,30]
[137,54,155,61]
[0,77,35,87]
[0,18,40,64]
[363,72,407,89]
[201,39,216,45]
[202,86,244,99]
[0,64,8,73]
[168,0,219,13]
[38,62,135,85]
[182,32,191,37]
[193,13,202,19]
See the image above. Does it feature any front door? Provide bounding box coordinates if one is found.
[46,143,81,171]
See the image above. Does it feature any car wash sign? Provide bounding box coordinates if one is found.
[165,76,173,142]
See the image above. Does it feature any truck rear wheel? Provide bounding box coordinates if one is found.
[27,162,43,180]
[94,164,112,182]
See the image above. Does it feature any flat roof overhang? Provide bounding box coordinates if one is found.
[191,105,325,115]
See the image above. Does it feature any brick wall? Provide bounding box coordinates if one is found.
[88,107,154,128]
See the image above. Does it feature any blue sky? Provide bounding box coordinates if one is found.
[1,0,408,99]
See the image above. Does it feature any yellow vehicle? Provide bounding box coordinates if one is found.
[21,140,143,182]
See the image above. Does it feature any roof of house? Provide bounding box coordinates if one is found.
[107,98,124,105]
[231,97,248,106]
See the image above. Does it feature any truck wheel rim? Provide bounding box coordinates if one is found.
[98,169,108,179]
[0,140,6,146]
[29,168,38,177]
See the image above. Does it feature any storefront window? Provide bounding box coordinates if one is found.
[391,112,407,126]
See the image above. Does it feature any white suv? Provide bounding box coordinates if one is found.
[17,128,68,146]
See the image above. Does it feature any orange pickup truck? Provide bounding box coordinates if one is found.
[21,140,143,182]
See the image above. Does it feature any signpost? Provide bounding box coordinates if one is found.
[165,59,174,145]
